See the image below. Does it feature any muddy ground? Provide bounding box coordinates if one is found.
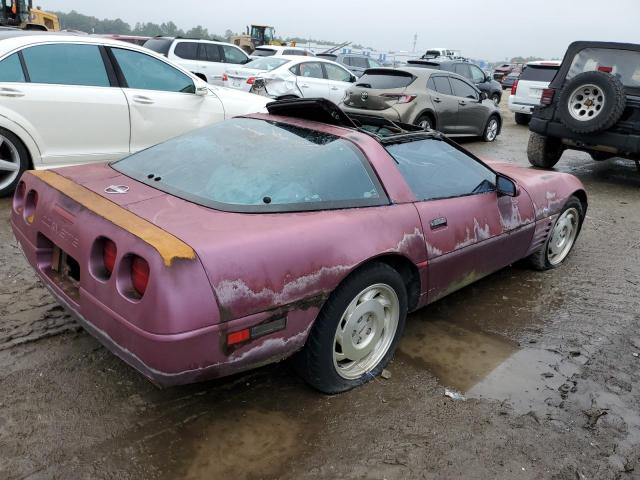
[1,98,640,480]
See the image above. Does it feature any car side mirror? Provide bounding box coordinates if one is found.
[479,92,488,101]
[195,84,208,96]
[350,75,357,83]
[496,174,518,197]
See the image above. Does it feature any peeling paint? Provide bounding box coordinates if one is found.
[455,218,492,250]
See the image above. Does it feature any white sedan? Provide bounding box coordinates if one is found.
[0,32,269,196]
[223,56,357,104]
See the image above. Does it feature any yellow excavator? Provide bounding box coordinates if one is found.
[230,24,295,55]
[1,1,60,31]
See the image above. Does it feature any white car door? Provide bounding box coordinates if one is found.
[0,43,130,165]
[294,61,330,99]
[109,47,225,153]
[322,62,355,104]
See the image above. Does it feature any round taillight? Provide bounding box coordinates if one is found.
[102,239,117,276]
[131,256,149,297]
[24,189,38,224]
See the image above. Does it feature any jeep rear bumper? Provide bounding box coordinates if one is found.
[530,118,640,154]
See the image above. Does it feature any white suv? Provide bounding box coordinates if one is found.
[143,37,251,85]
[508,61,561,125]
[0,32,268,196]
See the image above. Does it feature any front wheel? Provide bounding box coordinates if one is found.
[0,128,29,197]
[527,132,563,168]
[491,93,501,105]
[415,114,433,130]
[293,262,407,394]
[528,196,584,270]
[482,116,500,142]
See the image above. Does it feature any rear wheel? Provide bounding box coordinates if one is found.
[415,114,433,130]
[293,262,407,394]
[482,116,499,142]
[0,128,29,197]
[527,132,563,168]
[529,196,584,270]
[490,93,501,105]
[514,112,530,125]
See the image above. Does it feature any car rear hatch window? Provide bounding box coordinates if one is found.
[111,118,387,213]
[243,57,289,72]
[567,48,640,88]
[520,65,559,82]
[252,48,277,57]
[142,37,173,56]
[344,69,416,110]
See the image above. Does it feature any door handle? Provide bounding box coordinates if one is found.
[433,97,442,103]
[300,84,309,88]
[0,87,24,97]
[430,217,447,229]
[459,100,467,106]
[331,86,340,91]
[132,95,154,105]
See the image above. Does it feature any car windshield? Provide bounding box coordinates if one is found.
[567,48,640,87]
[112,118,386,213]
[520,65,558,82]
[252,48,276,57]
[243,57,289,71]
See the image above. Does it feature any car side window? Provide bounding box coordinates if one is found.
[324,63,351,82]
[385,139,496,201]
[222,45,248,64]
[22,44,109,87]
[350,57,369,69]
[111,48,195,93]
[368,58,382,68]
[427,77,436,91]
[297,62,324,79]
[454,63,472,80]
[432,76,453,95]
[342,56,352,66]
[284,49,304,56]
[173,41,199,60]
[450,77,478,99]
[470,65,486,83]
[0,53,25,82]
[201,44,221,62]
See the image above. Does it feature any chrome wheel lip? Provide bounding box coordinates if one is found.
[418,119,431,129]
[547,207,580,266]
[0,134,20,191]
[486,118,498,141]
[568,83,605,122]
[333,283,400,380]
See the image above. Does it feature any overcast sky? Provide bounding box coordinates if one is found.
[43,0,638,61]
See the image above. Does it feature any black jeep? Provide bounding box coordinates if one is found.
[528,41,640,170]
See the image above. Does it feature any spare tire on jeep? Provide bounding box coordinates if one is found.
[557,71,626,134]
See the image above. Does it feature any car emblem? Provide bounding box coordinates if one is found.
[104,185,130,194]
[361,91,369,101]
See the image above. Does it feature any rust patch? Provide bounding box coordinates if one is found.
[29,170,195,267]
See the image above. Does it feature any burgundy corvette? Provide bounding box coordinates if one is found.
[11,99,587,394]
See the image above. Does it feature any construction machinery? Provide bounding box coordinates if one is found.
[230,24,294,55]
[1,1,60,31]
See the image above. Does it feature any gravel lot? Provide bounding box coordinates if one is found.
[1,98,640,480]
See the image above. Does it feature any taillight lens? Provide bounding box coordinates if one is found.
[540,88,555,105]
[511,79,519,95]
[102,239,117,276]
[246,76,256,85]
[222,72,228,82]
[131,256,149,297]
[382,93,417,104]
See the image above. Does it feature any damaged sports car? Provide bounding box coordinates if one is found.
[11,99,587,394]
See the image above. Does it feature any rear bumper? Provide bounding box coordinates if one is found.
[530,118,640,154]
[340,104,402,122]
[508,96,535,114]
[12,220,314,387]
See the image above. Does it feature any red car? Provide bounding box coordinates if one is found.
[11,99,587,394]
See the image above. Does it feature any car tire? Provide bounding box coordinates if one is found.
[528,196,584,270]
[527,132,563,168]
[514,112,530,125]
[293,262,408,394]
[490,93,501,105]
[557,71,625,134]
[415,114,433,130]
[0,128,30,198]
[482,115,500,142]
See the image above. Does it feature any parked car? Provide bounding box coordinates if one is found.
[316,53,384,78]
[0,31,269,196]
[501,71,520,90]
[528,41,640,169]
[493,63,522,82]
[407,59,502,104]
[143,36,251,84]
[508,61,561,125]
[341,67,502,141]
[251,45,314,57]
[11,98,587,393]
[225,56,356,103]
